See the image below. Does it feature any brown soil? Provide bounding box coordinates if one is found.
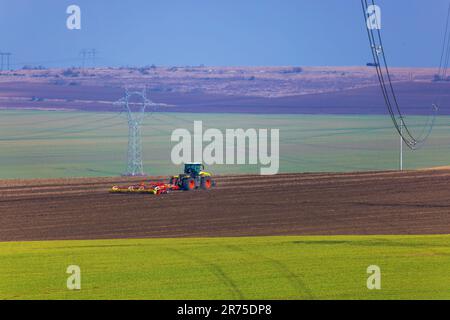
[1,171,450,242]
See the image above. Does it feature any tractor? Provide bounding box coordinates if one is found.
[170,163,215,191]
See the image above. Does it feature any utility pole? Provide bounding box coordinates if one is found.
[400,118,404,171]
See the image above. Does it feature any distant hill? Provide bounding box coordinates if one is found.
[0,66,448,115]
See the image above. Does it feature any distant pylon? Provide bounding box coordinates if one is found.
[79,49,96,68]
[115,89,161,176]
[80,49,87,68]
[0,52,11,71]
[91,49,96,67]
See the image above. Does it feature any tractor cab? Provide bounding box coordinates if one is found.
[184,162,204,177]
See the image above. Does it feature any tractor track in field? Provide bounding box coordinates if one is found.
[1,170,450,241]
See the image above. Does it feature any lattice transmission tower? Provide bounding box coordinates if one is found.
[0,52,12,71]
[115,89,160,176]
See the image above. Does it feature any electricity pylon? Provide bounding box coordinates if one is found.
[0,52,11,71]
[80,49,97,68]
[115,89,159,176]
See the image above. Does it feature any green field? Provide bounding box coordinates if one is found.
[0,110,449,179]
[1,235,449,300]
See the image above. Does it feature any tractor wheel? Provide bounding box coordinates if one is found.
[182,178,196,191]
[201,177,212,190]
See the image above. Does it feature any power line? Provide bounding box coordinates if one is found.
[0,113,122,141]
[361,0,438,150]
[438,4,450,79]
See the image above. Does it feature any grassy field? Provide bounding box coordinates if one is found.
[0,110,449,179]
[0,235,449,300]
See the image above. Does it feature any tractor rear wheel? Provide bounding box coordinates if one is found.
[182,178,196,191]
[201,177,212,190]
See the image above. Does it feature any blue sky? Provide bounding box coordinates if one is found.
[0,0,448,68]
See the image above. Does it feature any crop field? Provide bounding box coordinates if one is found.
[1,235,449,300]
[0,110,450,179]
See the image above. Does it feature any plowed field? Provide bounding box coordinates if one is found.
[1,170,450,241]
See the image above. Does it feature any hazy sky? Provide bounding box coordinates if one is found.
[0,0,448,68]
